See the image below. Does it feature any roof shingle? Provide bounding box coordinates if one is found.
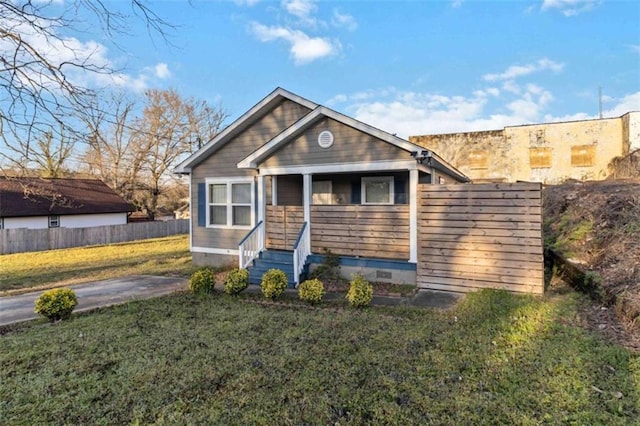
[0,177,134,218]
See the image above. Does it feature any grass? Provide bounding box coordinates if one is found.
[1,289,638,424]
[0,235,194,295]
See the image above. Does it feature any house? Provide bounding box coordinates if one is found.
[175,88,468,286]
[409,111,640,184]
[0,177,134,229]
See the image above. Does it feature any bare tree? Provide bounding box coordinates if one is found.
[130,89,227,219]
[81,89,227,220]
[0,0,171,175]
[33,129,76,177]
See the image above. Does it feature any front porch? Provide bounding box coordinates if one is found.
[240,167,421,286]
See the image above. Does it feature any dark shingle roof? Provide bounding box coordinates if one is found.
[0,177,134,218]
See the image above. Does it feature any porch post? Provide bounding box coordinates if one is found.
[409,169,418,263]
[303,173,311,252]
[257,175,265,223]
[271,176,278,206]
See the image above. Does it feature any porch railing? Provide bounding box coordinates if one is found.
[238,221,264,269]
[292,221,310,287]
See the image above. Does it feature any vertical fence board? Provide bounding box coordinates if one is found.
[0,219,189,254]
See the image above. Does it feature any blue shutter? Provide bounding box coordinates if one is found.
[394,179,407,204]
[197,183,206,227]
[351,181,361,204]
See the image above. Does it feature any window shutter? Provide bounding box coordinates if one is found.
[351,181,361,204]
[197,183,206,227]
[394,179,406,204]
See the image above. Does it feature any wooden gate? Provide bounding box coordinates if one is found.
[265,206,304,250]
[417,183,544,294]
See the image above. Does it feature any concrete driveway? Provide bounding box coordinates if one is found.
[0,275,187,326]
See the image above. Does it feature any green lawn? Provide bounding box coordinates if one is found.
[1,289,637,424]
[0,235,194,294]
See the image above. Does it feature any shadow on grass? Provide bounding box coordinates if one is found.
[0,290,637,424]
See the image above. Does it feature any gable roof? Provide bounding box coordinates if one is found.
[237,106,425,168]
[0,177,134,218]
[237,104,469,182]
[174,87,317,174]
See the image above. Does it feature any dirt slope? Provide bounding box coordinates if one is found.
[543,179,640,331]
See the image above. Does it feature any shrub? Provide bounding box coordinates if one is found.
[298,278,325,304]
[189,268,216,294]
[224,268,249,295]
[346,274,373,308]
[261,268,288,300]
[34,288,78,322]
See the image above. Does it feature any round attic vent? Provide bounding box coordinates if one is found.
[318,130,334,148]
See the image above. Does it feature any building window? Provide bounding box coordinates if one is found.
[529,147,552,168]
[206,179,253,228]
[571,145,596,167]
[48,215,60,228]
[468,150,489,170]
[312,180,333,205]
[0,217,4,229]
[361,176,394,204]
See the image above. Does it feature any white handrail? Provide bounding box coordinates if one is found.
[292,222,310,287]
[238,221,265,269]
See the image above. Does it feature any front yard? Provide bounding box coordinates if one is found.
[0,235,193,294]
[1,288,638,424]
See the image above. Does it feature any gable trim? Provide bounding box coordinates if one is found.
[237,106,427,169]
[174,87,317,174]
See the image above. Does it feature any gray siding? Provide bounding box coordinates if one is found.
[261,117,409,168]
[191,99,311,250]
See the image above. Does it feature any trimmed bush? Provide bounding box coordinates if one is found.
[224,268,249,295]
[34,288,78,322]
[298,278,325,305]
[346,274,373,308]
[261,268,288,300]
[189,268,216,294]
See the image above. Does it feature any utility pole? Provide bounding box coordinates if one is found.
[598,87,603,119]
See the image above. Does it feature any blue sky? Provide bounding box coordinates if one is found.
[55,0,640,137]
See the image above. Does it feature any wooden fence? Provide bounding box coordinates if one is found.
[310,205,410,259]
[266,206,304,250]
[0,219,189,254]
[417,183,544,294]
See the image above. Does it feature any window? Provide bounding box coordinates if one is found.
[361,176,394,204]
[48,215,60,228]
[0,217,3,229]
[312,180,332,205]
[206,179,253,228]
[571,145,596,167]
[438,176,446,184]
[529,147,552,168]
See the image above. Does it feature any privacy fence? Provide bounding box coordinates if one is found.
[417,183,544,294]
[0,219,189,255]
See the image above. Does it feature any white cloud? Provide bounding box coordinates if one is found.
[154,63,171,79]
[0,13,168,94]
[235,0,261,6]
[250,22,339,64]
[332,9,358,31]
[283,0,316,19]
[627,44,640,55]
[451,0,463,8]
[483,58,564,82]
[541,0,599,16]
[603,91,640,116]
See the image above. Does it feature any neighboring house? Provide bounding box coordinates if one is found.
[175,87,467,286]
[409,111,640,184]
[0,177,134,229]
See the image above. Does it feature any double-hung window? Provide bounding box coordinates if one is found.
[361,176,394,205]
[207,179,253,228]
[48,215,60,228]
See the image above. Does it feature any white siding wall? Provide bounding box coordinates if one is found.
[3,213,127,229]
